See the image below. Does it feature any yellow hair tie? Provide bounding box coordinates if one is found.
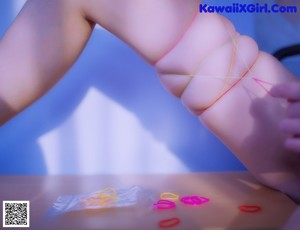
[160,192,180,201]
[98,187,117,203]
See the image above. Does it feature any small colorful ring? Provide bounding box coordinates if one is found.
[239,205,262,213]
[180,196,210,206]
[153,200,176,210]
[98,187,117,199]
[159,217,180,228]
[160,192,180,201]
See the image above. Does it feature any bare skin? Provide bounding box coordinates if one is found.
[271,83,300,152]
[0,0,299,211]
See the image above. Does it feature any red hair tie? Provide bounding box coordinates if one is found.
[159,217,180,228]
[239,205,262,213]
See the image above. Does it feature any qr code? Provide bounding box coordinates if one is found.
[3,201,30,228]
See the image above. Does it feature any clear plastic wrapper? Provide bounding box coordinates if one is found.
[48,185,154,215]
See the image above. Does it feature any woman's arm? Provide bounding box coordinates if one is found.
[0,0,94,124]
[0,0,200,124]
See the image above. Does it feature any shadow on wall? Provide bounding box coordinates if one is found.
[0,1,245,174]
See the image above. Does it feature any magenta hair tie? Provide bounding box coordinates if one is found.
[239,205,262,213]
[153,200,176,210]
[180,196,210,206]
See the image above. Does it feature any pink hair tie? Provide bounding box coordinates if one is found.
[153,200,176,210]
[180,196,210,206]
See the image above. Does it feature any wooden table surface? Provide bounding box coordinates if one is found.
[0,172,297,229]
